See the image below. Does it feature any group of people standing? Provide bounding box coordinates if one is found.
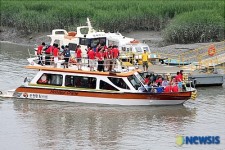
[37,42,119,71]
[87,44,119,71]
[37,42,73,68]
[37,42,60,67]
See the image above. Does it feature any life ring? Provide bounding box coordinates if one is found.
[23,93,28,98]
[208,45,216,56]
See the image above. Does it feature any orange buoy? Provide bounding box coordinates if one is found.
[68,31,77,37]
[208,44,216,56]
[130,40,139,44]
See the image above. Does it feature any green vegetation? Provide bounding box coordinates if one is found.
[163,10,224,43]
[1,0,224,43]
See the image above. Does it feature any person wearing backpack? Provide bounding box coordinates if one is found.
[62,45,70,68]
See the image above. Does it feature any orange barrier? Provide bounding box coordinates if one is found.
[208,44,216,56]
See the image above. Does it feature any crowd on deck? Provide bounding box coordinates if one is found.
[139,70,184,93]
[36,42,120,71]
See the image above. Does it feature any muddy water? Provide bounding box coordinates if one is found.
[0,42,225,150]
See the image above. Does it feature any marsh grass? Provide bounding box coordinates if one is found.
[163,10,224,43]
[1,0,224,43]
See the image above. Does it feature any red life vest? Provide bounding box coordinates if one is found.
[37,45,43,55]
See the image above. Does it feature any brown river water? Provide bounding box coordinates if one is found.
[0,42,225,150]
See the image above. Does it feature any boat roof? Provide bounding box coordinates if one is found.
[25,65,140,77]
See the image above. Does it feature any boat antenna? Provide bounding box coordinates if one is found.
[87,17,95,33]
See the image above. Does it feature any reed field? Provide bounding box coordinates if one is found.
[1,0,224,43]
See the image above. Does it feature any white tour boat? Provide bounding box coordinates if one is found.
[8,58,196,106]
[38,18,151,60]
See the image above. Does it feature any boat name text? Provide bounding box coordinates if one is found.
[50,90,78,96]
[29,93,48,99]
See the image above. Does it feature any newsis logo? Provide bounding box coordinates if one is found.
[176,135,220,146]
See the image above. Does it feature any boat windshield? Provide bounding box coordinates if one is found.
[127,75,142,90]
[135,72,145,83]
[135,47,142,53]
[143,46,150,52]
[134,46,150,53]
[89,37,106,47]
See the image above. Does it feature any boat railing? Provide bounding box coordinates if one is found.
[28,49,37,58]
[28,54,137,72]
[118,51,169,66]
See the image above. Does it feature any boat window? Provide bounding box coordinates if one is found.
[135,73,145,83]
[37,73,63,86]
[55,31,65,35]
[127,75,142,90]
[68,43,77,51]
[79,38,89,45]
[99,81,119,91]
[90,37,106,48]
[138,72,145,78]
[127,47,132,52]
[135,47,142,53]
[108,40,119,47]
[143,46,149,52]
[54,40,60,45]
[65,75,96,89]
[108,77,130,90]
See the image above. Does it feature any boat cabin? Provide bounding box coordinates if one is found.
[46,18,151,57]
[29,68,145,93]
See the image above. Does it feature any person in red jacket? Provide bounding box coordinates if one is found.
[53,44,59,68]
[76,45,82,70]
[155,76,163,86]
[112,45,119,59]
[103,47,112,71]
[178,70,184,81]
[175,72,182,82]
[88,47,95,71]
[37,42,45,65]
[144,75,150,85]
[172,84,179,92]
[111,45,119,70]
[96,47,104,72]
[45,44,54,65]
[164,84,173,93]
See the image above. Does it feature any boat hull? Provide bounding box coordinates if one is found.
[14,87,192,106]
[189,74,224,87]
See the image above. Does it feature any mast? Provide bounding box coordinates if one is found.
[87,17,95,34]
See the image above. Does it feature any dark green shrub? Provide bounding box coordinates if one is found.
[163,10,224,43]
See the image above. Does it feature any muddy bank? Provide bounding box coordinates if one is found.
[0,27,223,56]
[0,27,166,48]
[0,27,51,46]
[124,31,224,56]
